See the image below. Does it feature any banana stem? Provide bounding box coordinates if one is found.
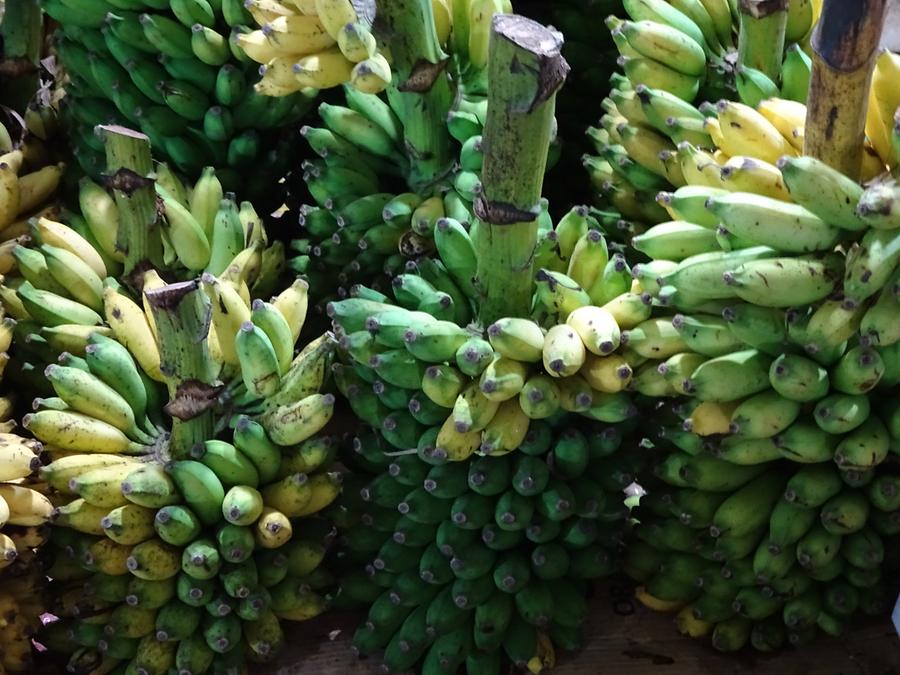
[475,14,568,326]
[98,125,165,276]
[0,0,43,110]
[736,0,788,80]
[376,0,454,191]
[804,0,888,180]
[145,280,217,459]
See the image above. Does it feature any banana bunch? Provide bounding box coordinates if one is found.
[37,419,342,673]
[0,114,65,272]
[11,228,346,672]
[331,414,633,674]
[293,85,491,309]
[243,0,393,95]
[605,0,817,107]
[324,201,670,463]
[44,0,315,196]
[624,398,897,651]
[585,87,892,242]
[0,165,289,384]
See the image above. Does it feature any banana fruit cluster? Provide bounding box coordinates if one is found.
[45,0,314,191]
[606,0,816,108]
[0,156,347,671]
[0,111,67,673]
[584,11,900,650]
[0,115,65,274]
[332,415,632,674]
[243,0,393,95]
[294,88,490,308]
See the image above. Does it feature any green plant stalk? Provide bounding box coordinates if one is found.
[475,14,569,326]
[804,0,888,180]
[736,0,789,81]
[98,125,165,275]
[376,0,454,191]
[0,0,43,110]
[145,280,216,459]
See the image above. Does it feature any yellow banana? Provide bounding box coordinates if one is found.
[715,101,797,164]
[32,217,107,279]
[103,285,163,382]
[16,163,62,215]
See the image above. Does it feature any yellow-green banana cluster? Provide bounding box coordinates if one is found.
[242,0,394,95]
[0,148,346,672]
[45,0,315,194]
[333,412,632,674]
[0,109,67,673]
[27,271,344,674]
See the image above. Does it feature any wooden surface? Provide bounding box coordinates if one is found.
[264,581,900,675]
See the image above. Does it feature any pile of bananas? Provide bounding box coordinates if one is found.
[244,0,393,95]
[582,0,825,229]
[43,0,315,194]
[319,189,676,669]
[0,110,67,673]
[330,415,634,674]
[579,11,900,648]
[0,164,287,371]
[0,154,349,671]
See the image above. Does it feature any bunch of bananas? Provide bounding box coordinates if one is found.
[582,0,823,229]
[0,402,52,674]
[0,109,67,673]
[43,0,315,196]
[605,0,818,107]
[331,415,634,674]
[289,0,538,310]
[580,14,900,648]
[243,0,393,95]
[0,148,348,671]
[0,164,287,374]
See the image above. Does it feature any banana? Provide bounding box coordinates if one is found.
[70,463,136,508]
[261,393,335,445]
[633,221,718,261]
[843,226,900,307]
[103,285,163,382]
[706,192,841,253]
[79,178,124,263]
[715,100,797,164]
[618,20,706,77]
[724,254,843,307]
[24,409,147,454]
[778,155,867,231]
[167,460,226,526]
[0,483,53,526]
[17,281,103,327]
[720,156,791,202]
[236,320,283,399]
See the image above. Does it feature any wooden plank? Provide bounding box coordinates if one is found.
[265,582,900,675]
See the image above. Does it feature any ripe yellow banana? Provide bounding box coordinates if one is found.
[103,285,163,382]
